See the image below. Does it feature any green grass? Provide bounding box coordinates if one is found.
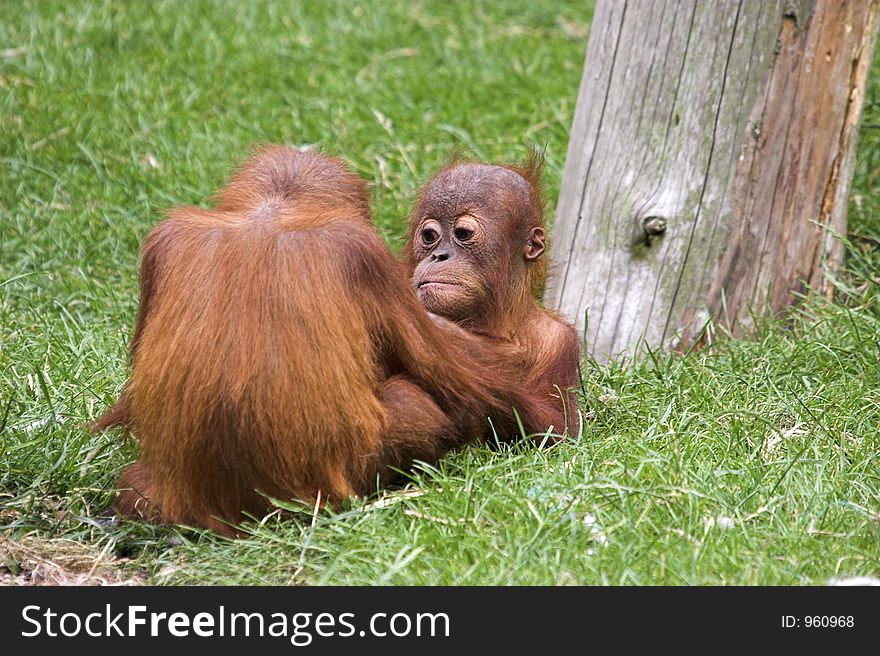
[1,0,878,585]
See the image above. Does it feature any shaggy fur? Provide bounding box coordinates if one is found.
[95,146,560,535]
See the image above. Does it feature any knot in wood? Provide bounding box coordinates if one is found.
[643,216,667,236]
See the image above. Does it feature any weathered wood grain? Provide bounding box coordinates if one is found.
[546,0,879,362]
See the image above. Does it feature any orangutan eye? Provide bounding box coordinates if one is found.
[454,226,474,242]
[421,227,439,245]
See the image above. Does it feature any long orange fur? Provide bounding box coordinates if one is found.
[95,146,556,535]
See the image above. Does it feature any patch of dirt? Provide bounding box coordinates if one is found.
[0,532,145,586]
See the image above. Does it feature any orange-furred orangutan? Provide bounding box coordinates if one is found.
[406,154,581,439]
[94,146,560,535]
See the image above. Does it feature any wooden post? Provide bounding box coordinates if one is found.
[546,0,879,362]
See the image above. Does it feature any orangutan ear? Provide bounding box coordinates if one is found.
[524,227,545,261]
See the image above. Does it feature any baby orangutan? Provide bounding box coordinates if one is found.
[94,146,562,535]
[406,154,581,439]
